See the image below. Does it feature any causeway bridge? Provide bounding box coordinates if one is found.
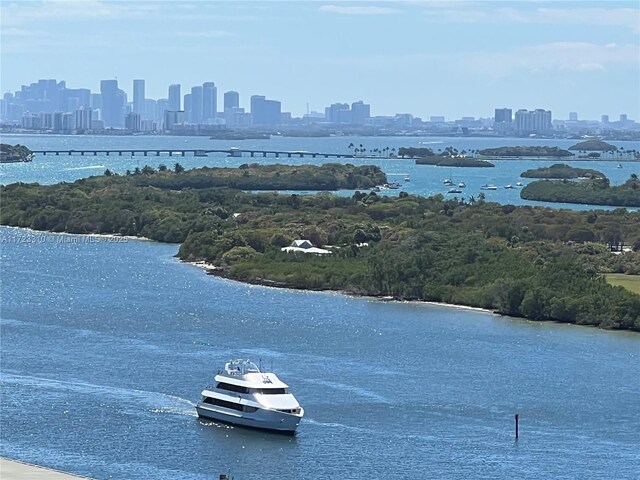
[31,148,356,159]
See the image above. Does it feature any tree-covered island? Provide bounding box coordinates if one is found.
[1,164,639,331]
[521,174,640,207]
[0,143,33,163]
[568,139,617,152]
[398,147,494,167]
[520,164,605,179]
[478,146,574,158]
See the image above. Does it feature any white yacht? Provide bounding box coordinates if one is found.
[196,359,304,434]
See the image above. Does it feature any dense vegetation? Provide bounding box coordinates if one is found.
[478,146,573,157]
[1,143,33,163]
[399,146,493,166]
[568,139,617,151]
[399,147,437,158]
[521,175,640,207]
[114,163,386,191]
[2,166,639,331]
[520,164,604,179]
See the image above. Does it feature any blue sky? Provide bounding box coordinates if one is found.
[1,0,639,120]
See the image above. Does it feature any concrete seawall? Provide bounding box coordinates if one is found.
[1,458,91,479]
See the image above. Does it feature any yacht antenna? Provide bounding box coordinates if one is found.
[259,358,262,371]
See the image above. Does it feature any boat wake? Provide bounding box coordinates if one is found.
[304,418,373,433]
[302,378,391,404]
[1,373,196,417]
[64,165,106,171]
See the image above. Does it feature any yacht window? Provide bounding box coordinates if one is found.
[243,406,258,413]
[216,382,249,394]
[213,398,244,411]
[256,388,287,395]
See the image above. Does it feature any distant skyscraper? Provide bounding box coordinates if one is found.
[144,98,157,122]
[224,91,239,111]
[326,103,349,123]
[168,84,181,111]
[202,82,217,124]
[351,100,370,125]
[620,114,628,122]
[601,115,609,124]
[514,109,552,134]
[100,79,124,128]
[184,93,192,123]
[190,86,203,124]
[133,79,145,116]
[251,95,281,125]
[494,108,512,123]
[569,112,578,121]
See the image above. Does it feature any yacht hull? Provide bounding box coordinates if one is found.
[196,403,302,434]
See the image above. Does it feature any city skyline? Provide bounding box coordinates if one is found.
[1,0,639,120]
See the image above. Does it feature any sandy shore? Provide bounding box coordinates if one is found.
[0,458,91,479]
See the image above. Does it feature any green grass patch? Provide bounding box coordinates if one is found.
[605,274,640,294]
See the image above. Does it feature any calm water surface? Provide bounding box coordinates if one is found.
[1,136,639,478]
[1,227,639,479]
[1,134,639,211]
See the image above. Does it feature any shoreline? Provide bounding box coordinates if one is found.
[2,226,637,333]
[185,260,506,316]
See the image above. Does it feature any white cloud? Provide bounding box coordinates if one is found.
[174,31,237,39]
[1,0,160,26]
[320,5,400,15]
[421,6,640,31]
[460,42,640,79]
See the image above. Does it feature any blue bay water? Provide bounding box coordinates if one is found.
[1,135,640,478]
[1,134,639,211]
[1,227,639,479]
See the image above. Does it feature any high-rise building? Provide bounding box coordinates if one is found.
[620,114,628,122]
[250,95,281,125]
[351,101,370,125]
[514,109,552,134]
[202,82,217,124]
[156,99,168,123]
[75,107,92,131]
[62,88,90,112]
[183,93,192,123]
[224,91,239,111]
[144,98,157,122]
[601,115,609,124]
[190,86,203,124]
[125,112,141,132]
[100,79,124,128]
[168,84,181,111]
[133,79,145,116]
[325,103,349,123]
[494,108,512,123]
[494,108,513,133]
[569,112,578,121]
